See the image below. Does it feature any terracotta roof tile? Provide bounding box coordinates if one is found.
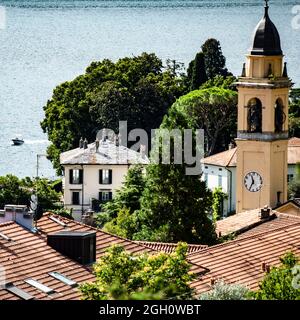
[189,220,300,294]
[135,241,208,254]
[0,222,95,300]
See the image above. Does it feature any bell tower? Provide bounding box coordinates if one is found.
[236,1,292,213]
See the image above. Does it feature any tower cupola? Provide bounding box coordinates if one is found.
[250,0,282,56]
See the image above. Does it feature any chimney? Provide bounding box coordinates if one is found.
[140,144,146,159]
[260,206,271,219]
[47,231,96,265]
[276,191,282,207]
[81,209,95,227]
[228,142,235,150]
[79,137,84,149]
[0,205,35,231]
[83,138,88,149]
[261,262,270,273]
[95,139,100,152]
[114,135,119,147]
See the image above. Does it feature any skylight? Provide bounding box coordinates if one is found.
[5,283,34,300]
[49,272,77,287]
[24,279,54,294]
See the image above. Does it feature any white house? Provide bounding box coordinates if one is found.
[60,138,149,221]
[201,137,300,217]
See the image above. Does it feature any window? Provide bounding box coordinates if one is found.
[69,169,83,184]
[25,279,54,294]
[275,98,286,133]
[49,272,77,288]
[4,283,34,300]
[99,191,112,202]
[218,175,222,188]
[99,169,112,184]
[288,174,294,183]
[72,191,80,205]
[247,98,262,133]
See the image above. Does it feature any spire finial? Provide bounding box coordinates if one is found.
[264,0,269,17]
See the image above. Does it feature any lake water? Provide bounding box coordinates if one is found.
[0,0,299,178]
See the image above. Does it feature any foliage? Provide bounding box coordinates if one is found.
[187,52,208,91]
[289,88,300,137]
[251,252,300,300]
[199,280,250,300]
[0,175,61,211]
[288,163,300,199]
[101,165,145,221]
[212,187,228,222]
[168,87,237,156]
[200,75,237,90]
[41,53,185,174]
[201,39,231,79]
[50,208,74,220]
[80,243,195,300]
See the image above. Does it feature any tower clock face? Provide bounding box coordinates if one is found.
[244,172,263,192]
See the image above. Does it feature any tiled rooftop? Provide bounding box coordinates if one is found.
[135,241,208,254]
[0,221,95,300]
[189,219,300,294]
[60,140,149,165]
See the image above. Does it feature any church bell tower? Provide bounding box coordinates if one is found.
[236,1,292,213]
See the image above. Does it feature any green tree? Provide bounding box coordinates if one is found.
[188,52,208,91]
[200,75,237,90]
[288,163,300,199]
[80,243,195,300]
[98,165,145,228]
[168,87,237,156]
[212,188,228,222]
[201,39,231,79]
[199,280,250,300]
[0,175,61,211]
[41,53,184,174]
[251,252,300,300]
[289,88,300,137]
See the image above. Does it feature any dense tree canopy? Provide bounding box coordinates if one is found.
[41,53,184,174]
[251,252,300,300]
[80,243,195,300]
[289,88,300,137]
[0,175,61,212]
[169,87,237,156]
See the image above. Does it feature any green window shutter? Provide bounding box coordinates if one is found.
[109,192,113,200]
[99,192,103,202]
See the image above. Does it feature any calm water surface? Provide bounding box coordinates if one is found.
[0,0,299,177]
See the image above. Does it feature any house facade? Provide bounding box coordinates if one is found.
[201,138,300,217]
[60,138,149,221]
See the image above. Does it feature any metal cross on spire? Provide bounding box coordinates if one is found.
[265,0,269,7]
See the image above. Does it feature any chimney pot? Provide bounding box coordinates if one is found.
[260,206,271,219]
[210,278,216,286]
[83,139,88,149]
[79,137,84,149]
[95,139,100,152]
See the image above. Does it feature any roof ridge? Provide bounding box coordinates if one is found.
[46,213,154,249]
[188,220,300,257]
[226,148,237,167]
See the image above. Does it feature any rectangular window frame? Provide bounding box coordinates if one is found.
[4,283,34,300]
[99,169,112,185]
[49,272,77,288]
[69,169,83,185]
